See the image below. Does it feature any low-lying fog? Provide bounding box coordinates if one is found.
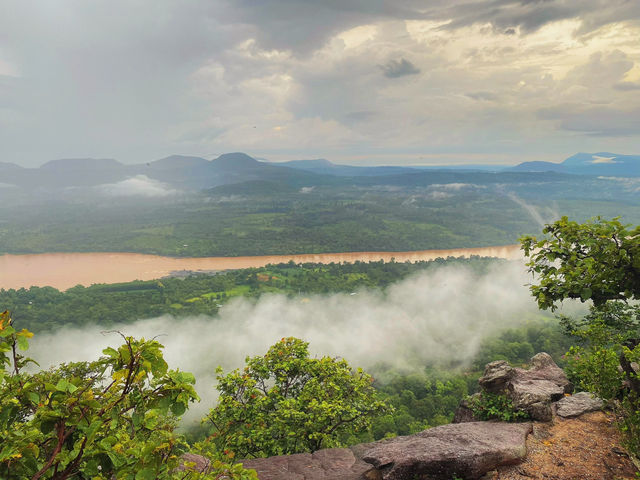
[28,261,580,425]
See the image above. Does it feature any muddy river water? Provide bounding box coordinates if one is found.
[0,245,522,290]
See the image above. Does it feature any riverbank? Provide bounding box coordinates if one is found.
[0,245,522,290]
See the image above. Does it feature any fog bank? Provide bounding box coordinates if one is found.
[29,261,554,423]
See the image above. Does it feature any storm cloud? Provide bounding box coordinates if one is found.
[1,1,639,166]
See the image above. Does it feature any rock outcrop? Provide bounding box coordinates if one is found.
[240,449,379,480]
[181,354,621,480]
[555,391,604,418]
[360,422,532,480]
[183,422,532,480]
[456,353,572,422]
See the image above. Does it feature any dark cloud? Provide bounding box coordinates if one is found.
[538,105,640,137]
[0,0,639,165]
[466,91,499,101]
[214,0,640,56]
[614,82,640,91]
[381,58,421,78]
[343,111,377,123]
[218,0,428,54]
[432,0,640,35]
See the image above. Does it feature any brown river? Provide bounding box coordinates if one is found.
[0,245,522,290]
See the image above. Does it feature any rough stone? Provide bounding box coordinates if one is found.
[555,392,604,418]
[453,393,481,423]
[509,378,565,405]
[526,402,553,423]
[478,361,516,394]
[241,448,380,480]
[466,353,572,422]
[361,422,532,480]
[517,352,573,394]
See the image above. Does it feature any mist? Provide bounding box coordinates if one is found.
[95,175,179,197]
[507,193,559,229]
[28,261,566,424]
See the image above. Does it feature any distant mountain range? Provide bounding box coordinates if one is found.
[510,152,640,176]
[0,152,638,193]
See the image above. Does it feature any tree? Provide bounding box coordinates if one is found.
[521,216,640,391]
[521,217,640,454]
[521,216,640,310]
[203,337,391,458]
[0,310,255,480]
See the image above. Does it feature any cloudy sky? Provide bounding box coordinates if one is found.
[1,1,639,167]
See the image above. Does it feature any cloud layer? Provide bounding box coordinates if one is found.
[1,1,639,166]
[28,261,560,423]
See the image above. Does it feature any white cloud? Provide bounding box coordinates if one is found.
[591,155,618,164]
[96,175,178,197]
[30,261,558,424]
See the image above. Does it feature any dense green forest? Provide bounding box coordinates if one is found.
[1,173,639,256]
[2,257,574,446]
[1,256,504,332]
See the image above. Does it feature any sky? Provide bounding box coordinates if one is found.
[1,0,639,167]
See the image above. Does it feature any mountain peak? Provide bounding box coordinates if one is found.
[281,159,335,168]
[39,158,123,171]
[212,152,260,168]
[148,155,209,169]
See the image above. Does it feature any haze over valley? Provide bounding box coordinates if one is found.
[2,2,640,477]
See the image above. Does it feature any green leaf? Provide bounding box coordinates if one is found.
[55,379,69,392]
[135,467,157,480]
[170,401,186,417]
[16,335,29,351]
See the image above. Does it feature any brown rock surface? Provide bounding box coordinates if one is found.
[361,422,532,480]
[495,411,638,479]
[516,353,572,394]
[478,361,516,393]
[463,353,572,422]
[240,448,379,480]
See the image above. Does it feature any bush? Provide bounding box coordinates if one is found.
[468,392,530,422]
[203,337,391,457]
[0,310,254,480]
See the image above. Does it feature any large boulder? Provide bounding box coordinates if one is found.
[555,391,604,418]
[458,353,572,422]
[453,393,481,423]
[185,422,532,480]
[508,378,565,421]
[240,449,380,480]
[478,361,515,394]
[517,353,572,393]
[361,422,532,480]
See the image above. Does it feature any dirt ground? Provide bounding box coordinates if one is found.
[494,411,638,480]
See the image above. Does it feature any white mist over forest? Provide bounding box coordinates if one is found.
[28,261,581,423]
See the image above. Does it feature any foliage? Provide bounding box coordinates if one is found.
[4,171,640,259]
[0,310,253,480]
[521,216,640,310]
[367,368,470,441]
[522,217,640,456]
[561,313,628,400]
[1,257,501,334]
[204,337,391,458]
[472,318,572,370]
[468,392,530,422]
